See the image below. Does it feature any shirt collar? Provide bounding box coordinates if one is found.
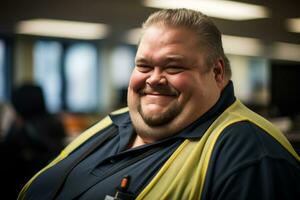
[110,81,236,140]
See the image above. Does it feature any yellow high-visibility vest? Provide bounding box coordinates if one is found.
[136,100,300,199]
[18,101,299,200]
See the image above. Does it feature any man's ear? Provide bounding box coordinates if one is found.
[213,58,226,87]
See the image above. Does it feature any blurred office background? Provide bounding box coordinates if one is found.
[0,0,300,146]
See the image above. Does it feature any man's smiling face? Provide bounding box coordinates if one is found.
[127,24,224,141]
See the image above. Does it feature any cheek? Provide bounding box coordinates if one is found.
[168,73,196,94]
[168,73,207,106]
[128,70,147,91]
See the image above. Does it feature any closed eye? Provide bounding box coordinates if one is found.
[165,66,185,74]
[136,65,153,73]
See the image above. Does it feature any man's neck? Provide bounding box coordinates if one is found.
[129,135,150,148]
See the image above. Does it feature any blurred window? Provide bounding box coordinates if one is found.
[110,45,135,106]
[248,58,269,105]
[230,55,269,106]
[65,43,98,113]
[111,45,135,88]
[33,40,63,112]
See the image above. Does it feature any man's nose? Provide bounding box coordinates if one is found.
[146,67,167,86]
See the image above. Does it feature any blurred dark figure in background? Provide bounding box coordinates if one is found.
[0,83,66,199]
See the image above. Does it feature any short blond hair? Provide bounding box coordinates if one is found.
[142,8,231,79]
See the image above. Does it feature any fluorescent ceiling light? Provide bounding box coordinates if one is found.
[16,19,110,40]
[286,18,300,33]
[272,42,300,62]
[124,28,300,62]
[143,0,269,20]
[222,35,264,56]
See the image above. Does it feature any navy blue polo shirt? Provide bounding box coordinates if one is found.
[24,80,300,199]
[25,83,235,200]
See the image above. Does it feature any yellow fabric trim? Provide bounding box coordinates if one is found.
[137,100,299,200]
[111,107,129,115]
[18,107,128,200]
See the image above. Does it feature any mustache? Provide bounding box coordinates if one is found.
[138,86,179,96]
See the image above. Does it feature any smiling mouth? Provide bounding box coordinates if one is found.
[144,92,177,97]
[139,87,179,97]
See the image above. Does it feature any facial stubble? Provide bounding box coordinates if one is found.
[137,99,182,127]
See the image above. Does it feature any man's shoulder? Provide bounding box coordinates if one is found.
[210,120,299,171]
[202,120,300,199]
[215,121,293,158]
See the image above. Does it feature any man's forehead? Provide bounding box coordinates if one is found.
[135,54,186,63]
